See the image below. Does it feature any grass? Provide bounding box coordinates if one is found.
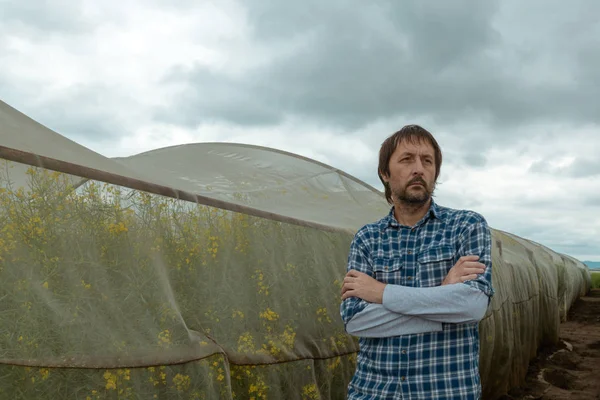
[591,271,600,289]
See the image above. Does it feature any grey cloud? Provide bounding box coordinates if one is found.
[548,243,599,259]
[158,1,501,129]
[516,197,567,209]
[529,157,600,177]
[564,158,600,178]
[37,84,131,141]
[528,159,552,174]
[2,81,131,142]
[0,0,93,33]
[437,190,484,211]
[494,220,599,260]
[156,0,600,137]
[583,195,600,207]
[157,66,283,127]
[244,0,498,62]
[462,153,487,168]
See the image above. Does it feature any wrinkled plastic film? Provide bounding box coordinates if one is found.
[1,99,389,233]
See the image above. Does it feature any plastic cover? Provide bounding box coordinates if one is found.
[0,100,592,399]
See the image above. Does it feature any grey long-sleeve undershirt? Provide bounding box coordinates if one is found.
[345,283,489,338]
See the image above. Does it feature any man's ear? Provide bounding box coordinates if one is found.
[379,169,389,183]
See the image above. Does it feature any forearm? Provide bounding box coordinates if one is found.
[340,296,369,327]
[382,283,489,324]
[345,303,442,338]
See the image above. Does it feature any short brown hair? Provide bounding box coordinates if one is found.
[378,124,443,204]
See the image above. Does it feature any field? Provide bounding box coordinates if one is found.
[591,271,600,289]
[498,289,600,399]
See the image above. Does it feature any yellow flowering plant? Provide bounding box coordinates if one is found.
[0,161,358,399]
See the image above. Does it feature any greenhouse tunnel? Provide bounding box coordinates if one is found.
[0,100,592,399]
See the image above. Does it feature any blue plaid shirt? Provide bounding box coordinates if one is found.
[340,200,494,399]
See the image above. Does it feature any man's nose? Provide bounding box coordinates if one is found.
[412,159,425,174]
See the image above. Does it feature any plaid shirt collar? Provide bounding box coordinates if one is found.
[379,198,444,231]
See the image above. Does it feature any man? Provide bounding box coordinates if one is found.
[339,125,494,399]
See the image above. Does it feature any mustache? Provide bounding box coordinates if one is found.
[407,177,427,186]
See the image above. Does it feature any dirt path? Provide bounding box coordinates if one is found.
[499,289,600,400]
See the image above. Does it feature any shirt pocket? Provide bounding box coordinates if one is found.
[372,257,403,285]
[417,245,456,287]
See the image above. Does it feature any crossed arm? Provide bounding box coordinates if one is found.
[339,217,494,338]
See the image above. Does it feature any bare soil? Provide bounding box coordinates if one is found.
[498,289,600,400]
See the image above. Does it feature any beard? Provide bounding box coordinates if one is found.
[392,177,433,205]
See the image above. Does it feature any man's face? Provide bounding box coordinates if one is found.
[382,139,437,205]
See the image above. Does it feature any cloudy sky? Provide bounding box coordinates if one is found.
[1,0,599,261]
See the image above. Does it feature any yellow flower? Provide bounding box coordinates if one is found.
[103,371,117,390]
[280,325,296,348]
[173,373,191,391]
[237,332,256,353]
[39,368,50,380]
[327,357,341,371]
[158,329,171,346]
[302,383,320,399]
[316,307,332,323]
[107,221,128,235]
[259,308,279,321]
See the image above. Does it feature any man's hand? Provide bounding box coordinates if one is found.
[341,270,387,303]
[442,255,486,285]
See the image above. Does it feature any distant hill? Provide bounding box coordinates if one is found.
[583,261,600,270]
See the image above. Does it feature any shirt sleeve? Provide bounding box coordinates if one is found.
[458,213,495,298]
[339,231,371,326]
[381,282,489,324]
[345,303,443,337]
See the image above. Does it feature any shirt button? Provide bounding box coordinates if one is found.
[384,266,389,271]
[401,376,406,381]
[407,250,412,254]
[407,276,412,280]
[402,350,407,354]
